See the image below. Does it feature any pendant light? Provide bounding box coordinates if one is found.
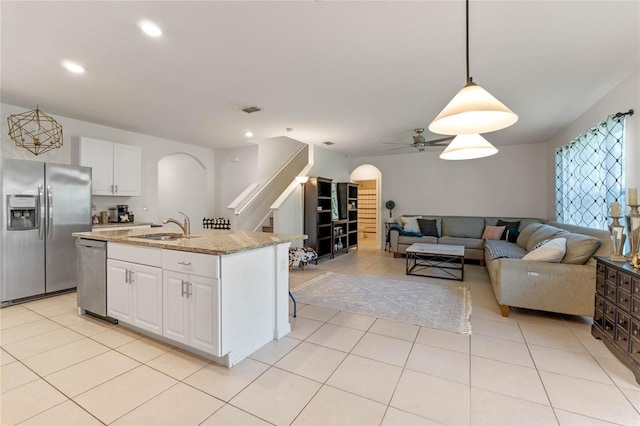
[7,106,63,156]
[428,0,518,136]
[439,134,498,160]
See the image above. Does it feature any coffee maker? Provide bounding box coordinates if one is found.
[117,205,131,222]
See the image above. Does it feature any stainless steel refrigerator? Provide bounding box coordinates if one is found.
[1,158,92,305]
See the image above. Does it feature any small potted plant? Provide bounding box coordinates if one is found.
[385,200,396,222]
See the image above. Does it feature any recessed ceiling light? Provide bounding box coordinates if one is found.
[244,131,254,138]
[61,60,85,74]
[138,20,162,37]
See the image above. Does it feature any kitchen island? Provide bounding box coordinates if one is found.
[73,228,305,367]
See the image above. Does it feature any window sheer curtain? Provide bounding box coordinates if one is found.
[555,115,626,230]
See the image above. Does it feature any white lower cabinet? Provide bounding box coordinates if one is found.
[163,271,220,355]
[107,259,162,334]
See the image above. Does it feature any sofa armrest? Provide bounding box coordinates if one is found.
[389,229,400,253]
[491,258,596,316]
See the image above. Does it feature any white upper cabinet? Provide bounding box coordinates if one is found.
[79,137,141,196]
[113,143,141,196]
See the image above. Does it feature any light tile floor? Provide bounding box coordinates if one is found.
[1,239,639,425]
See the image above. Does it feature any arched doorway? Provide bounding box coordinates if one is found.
[158,153,207,230]
[350,164,383,249]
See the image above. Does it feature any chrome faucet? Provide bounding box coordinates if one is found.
[162,211,191,235]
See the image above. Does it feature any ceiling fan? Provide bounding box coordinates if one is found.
[383,128,454,152]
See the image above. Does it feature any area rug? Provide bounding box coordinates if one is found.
[292,272,471,334]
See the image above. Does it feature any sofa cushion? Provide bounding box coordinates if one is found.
[401,216,422,233]
[526,225,568,252]
[417,219,439,237]
[484,239,527,260]
[482,225,505,240]
[516,222,545,249]
[522,237,567,262]
[438,236,484,250]
[398,235,439,246]
[441,217,485,238]
[531,238,551,251]
[561,232,601,264]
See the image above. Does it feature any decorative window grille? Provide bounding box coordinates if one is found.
[555,115,626,230]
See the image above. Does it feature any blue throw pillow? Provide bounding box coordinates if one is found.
[497,220,520,243]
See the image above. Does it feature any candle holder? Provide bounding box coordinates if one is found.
[609,216,627,262]
[625,204,640,260]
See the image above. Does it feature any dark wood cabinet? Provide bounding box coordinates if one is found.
[304,177,333,259]
[592,257,640,384]
[332,219,348,257]
[337,182,358,251]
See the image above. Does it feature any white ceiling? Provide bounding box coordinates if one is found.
[2,1,638,158]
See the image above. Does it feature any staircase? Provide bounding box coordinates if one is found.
[262,216,274,233]
[229,140,309,232]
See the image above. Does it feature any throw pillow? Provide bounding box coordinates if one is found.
[401,216,422,233]
[496,220,521,242]
[505,228,519,243]
[482,225,506,240]
[417,219,439,237]
[561,233,601,264]
[522,238,567,262]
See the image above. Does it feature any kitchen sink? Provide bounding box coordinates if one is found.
[131,233,199,241]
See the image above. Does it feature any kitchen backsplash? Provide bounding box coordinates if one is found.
[92,196,153,224]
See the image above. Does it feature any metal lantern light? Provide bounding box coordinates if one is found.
[7,106,63,156]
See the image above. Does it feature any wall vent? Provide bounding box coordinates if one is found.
[241,106,262,114]
[322,141,335,146]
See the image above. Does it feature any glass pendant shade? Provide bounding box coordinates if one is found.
[439,134,498,160]
[428,82,519,135]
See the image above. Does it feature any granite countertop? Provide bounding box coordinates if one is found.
[73,228,306,255]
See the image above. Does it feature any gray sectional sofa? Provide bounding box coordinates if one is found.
[389,216,612,316]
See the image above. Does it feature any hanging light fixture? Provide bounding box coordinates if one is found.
[439,134,498,160]
[428,0,518,136]
[7,106,63,156]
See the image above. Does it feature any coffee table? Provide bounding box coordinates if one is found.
[405,243,465,281]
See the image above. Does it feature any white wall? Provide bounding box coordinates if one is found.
[0,103,215,224]
[213,145,259,218]
[308,145,351,182]
[257,136,305,183]
[545,70,639,219]
[349,143,548,219]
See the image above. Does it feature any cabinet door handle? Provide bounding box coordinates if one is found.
[178,261,192,266]
[115,185,118,193]
[125,269,130,284]
[181,280,187,297]
[129,270,134,283]
[187,282,193,297]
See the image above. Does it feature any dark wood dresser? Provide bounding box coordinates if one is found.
[592,256,640,384]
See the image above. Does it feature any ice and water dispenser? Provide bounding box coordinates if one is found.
[6,195,38,230]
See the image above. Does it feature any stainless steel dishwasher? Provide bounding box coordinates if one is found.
[76,239,116,322]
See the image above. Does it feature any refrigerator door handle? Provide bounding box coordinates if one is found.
[38,185,45,240]
[46,185,53,239]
